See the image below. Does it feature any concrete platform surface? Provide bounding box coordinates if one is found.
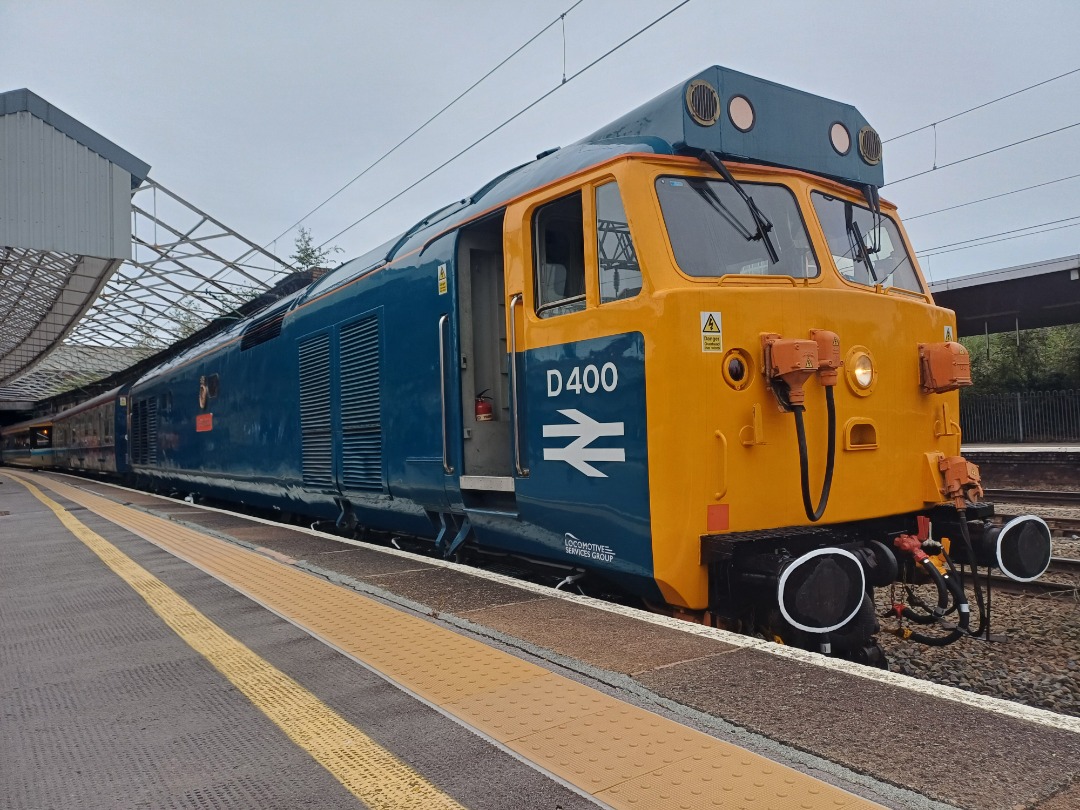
[4,469,1080,809]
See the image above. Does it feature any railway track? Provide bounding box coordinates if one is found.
[986,556,1080,596]
[992,513,1080,535]
[985,488,1080,506]
[984,489,1080,534]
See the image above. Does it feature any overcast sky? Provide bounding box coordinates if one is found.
[3,0,1079,283]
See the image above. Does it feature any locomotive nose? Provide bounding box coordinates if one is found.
[776,547,866,634]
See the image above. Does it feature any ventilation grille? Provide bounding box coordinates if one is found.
[240,310,286,351]
[685,79,720,126]
[858,126,882,166]
[130,397,158,465]
[339,315,383,491]
[298,334,333,488]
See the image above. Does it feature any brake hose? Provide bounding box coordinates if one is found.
[891,534,968,646]
[792,385,836,522]
[904,557,967,647]
[944,519,990,636]
[898,577,949,625]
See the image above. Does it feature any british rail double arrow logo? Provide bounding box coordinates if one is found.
[542,409,625,477]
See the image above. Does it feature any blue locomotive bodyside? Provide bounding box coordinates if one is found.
[127,221,662,597]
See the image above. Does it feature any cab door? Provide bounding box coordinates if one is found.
[504,177,655,588]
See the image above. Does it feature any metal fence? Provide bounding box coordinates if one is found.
[959,390,1080,443]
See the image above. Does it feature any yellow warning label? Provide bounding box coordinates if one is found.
[805,357,816,369]
[700,311,722,352]
[438,264,448,295]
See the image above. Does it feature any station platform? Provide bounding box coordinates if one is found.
[961,444,1080,490]
[3,470,1079,810]
[962,444,1080,454]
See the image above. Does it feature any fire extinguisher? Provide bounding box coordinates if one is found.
[475,390,493,422]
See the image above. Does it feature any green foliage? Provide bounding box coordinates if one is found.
[290,226,342,272]
[961,323,1080,393]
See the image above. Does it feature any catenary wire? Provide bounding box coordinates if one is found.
[918,214,1080,252]
[917,216,1080,256]
[884,67,1080,143]
[318,0,693,248]
[263,0,586,251]
[919,222,1080,258]
[885,120,1080,186]
[904,173,1080,220]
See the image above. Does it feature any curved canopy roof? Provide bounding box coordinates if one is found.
[0,89,294,407]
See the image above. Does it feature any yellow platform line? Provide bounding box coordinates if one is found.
[5,473,465,810]
[14,472,884,810]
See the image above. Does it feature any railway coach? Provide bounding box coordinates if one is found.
[2,388,129,474]
[1,417,53,469]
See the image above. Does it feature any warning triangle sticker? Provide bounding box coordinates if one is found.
[702,314,720,333]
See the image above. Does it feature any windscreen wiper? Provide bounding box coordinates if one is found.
[702,151,780,264]
[689,179,756,242]
[845,201,878,283]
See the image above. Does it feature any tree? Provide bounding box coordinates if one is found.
[961,323,1080,393]
[290,226,342,272]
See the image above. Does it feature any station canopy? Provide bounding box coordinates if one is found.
[0,89,295,408]
[928,254,1080,336]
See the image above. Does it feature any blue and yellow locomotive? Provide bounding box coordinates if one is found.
[43,66,1054,662]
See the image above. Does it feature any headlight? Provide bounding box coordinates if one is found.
[853,353,874,388]
[845,346,877,395]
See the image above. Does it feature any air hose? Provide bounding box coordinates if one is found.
[903,557,968,647]
[792,385,836,522]
[897,575,950,624]
[891,533,969,647]
[946,516,990,636]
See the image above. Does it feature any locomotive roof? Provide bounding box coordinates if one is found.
[304,65,882,304]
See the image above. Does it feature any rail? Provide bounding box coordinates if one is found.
[984,489,1080,506]
[988,557,1080,596]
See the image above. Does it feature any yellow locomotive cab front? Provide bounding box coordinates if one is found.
[617,157,970,608]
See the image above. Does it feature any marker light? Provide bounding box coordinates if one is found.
[728,95,755,132]
[830,122,851,155]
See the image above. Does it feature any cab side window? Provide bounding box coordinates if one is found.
[596,182,641,302]
[533,192,586,318]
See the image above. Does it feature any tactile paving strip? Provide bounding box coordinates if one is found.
[25,473,884,810]
[7,473,464,810]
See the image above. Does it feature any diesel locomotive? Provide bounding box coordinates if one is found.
[4,66,1053,663]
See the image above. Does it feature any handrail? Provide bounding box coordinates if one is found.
[509,294,529,476]
[438,314,453,474]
